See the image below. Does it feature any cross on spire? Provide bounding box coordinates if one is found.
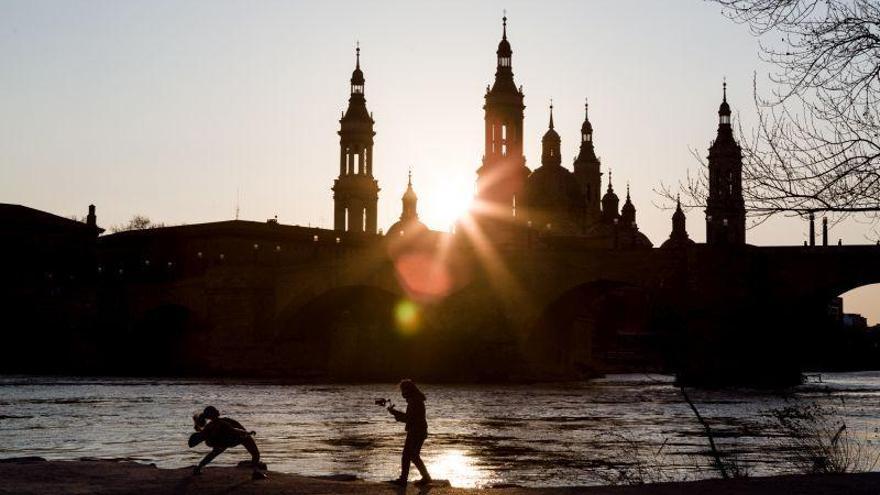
[722,76,727,102]
[549,98,554,130]
[502,10,507,40]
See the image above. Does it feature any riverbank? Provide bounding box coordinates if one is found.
[1,458,878,495]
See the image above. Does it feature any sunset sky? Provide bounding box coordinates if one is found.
[1,0,877,321]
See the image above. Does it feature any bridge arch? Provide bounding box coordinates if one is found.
[838,283,880,327]
[274,285,425,380]
[797,282,880,371]
[525,280,660,379]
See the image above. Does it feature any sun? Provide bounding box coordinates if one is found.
[419,179,474,231]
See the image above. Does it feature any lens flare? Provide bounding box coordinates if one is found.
[394,299,420,336]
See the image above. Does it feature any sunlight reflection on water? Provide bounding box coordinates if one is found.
[2,373,880,487]
[429,449,487,488]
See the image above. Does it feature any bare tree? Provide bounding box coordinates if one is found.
[665,0,880,229]
[110,214,164,233]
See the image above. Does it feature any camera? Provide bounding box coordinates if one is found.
[375,398,393,407]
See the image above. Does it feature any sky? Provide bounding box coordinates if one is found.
[1,0,877,322]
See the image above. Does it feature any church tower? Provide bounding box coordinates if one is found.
[387,170,426,237]
[333,45,380,233]
[661,196,695,248]
[400,170,418,222]
[475,15,530,217]
[573,99,602,226]
[705,82,745,245]
[600,172,620,224]
[620,183,636,228]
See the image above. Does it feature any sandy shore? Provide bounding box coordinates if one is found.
[0,458,878,494]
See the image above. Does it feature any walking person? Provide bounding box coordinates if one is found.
[189,406,268,480]
[386,379,432,487]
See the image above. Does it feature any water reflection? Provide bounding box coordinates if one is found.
[428,449,486,488]
[2,374,880,487]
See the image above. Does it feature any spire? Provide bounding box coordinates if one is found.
[585,98,589,120]
[350,43,365,96]
[718,78,731,124]
[541,101,561,167]
[607,170,614,193]
[673,194,686,229]
[401,168,418,219]
[403,167,416,208]
[502,10,507,40]
[621,181,636,227]
[494,12,513,73]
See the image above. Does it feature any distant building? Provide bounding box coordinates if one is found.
[0,203,103,372]
[0,203,102,284]
[828,297,844,323]
[842,313,868,329]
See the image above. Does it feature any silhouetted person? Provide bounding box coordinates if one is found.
[386,379,432,487]
[189,406,267,480]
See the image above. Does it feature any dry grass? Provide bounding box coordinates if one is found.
[768,400,880,474]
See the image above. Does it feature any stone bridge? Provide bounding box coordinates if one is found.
[94,220,880,383]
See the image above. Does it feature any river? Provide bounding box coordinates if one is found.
[1,373,879,487]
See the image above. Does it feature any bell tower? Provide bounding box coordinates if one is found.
[705,82,745,245]
[475,14,530,218]
[573,99,602,225]
[333,44,380,233]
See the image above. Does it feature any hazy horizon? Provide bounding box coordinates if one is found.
[2,0,877,322]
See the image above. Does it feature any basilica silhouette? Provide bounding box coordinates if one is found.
[10,14,842,387]
[332,16,746,250]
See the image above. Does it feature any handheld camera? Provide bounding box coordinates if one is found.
[375,398,395,409]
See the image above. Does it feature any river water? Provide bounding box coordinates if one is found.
[1,373,879,487]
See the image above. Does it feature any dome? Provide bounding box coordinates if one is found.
[351,66,364,86]
[581,100,593,134]
[600,177,620,224]
[386,217,427,238]
[672,204,686,224]
[542,127,560,143]
[523,165,583,233]
[581,118,593,135]
[602,185,619,205]
[497,38,512,57]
